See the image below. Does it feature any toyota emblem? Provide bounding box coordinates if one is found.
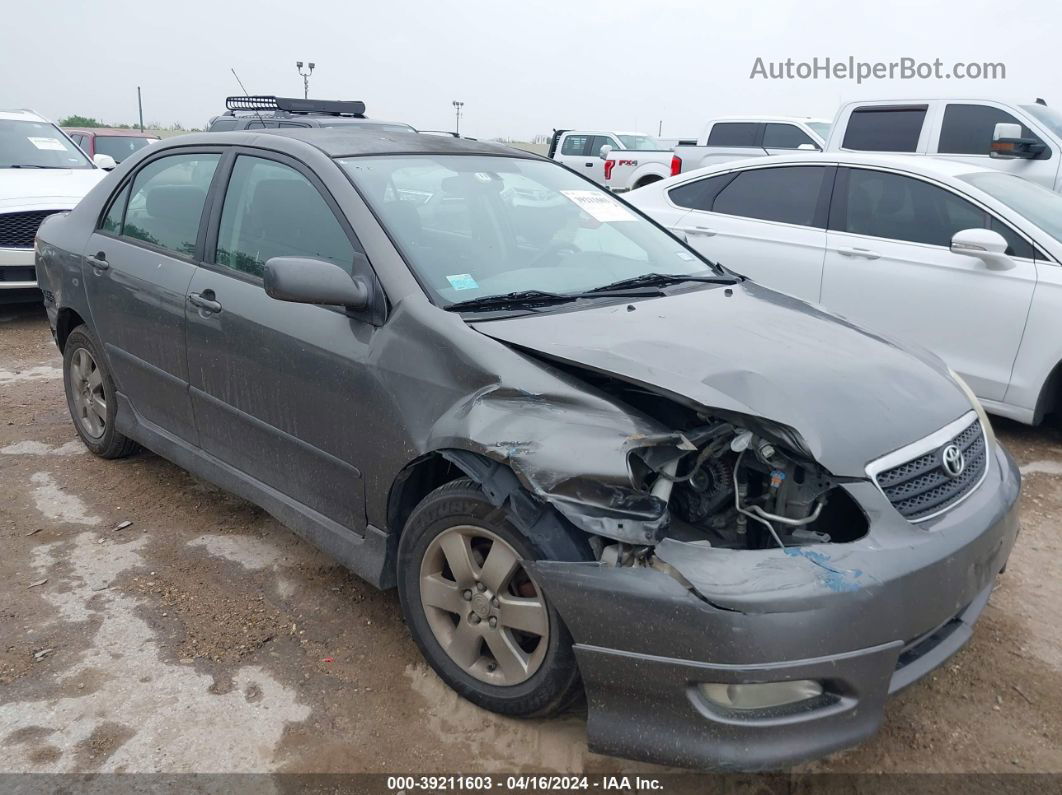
[941,444,966,478]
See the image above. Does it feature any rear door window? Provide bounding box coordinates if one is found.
[214,155,357,278]
[121,153,220,257]
[938,104,1044,156]
[560,135,590,156]
[842,106,926,152]
[711,166,827,226]
[706,122,762,147]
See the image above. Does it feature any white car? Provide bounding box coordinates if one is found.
[1,110,109,297]
[627,152,1062,425]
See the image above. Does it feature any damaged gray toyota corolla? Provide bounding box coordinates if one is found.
[35,129,1020,770]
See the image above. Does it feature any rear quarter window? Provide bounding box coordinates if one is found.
[842,106,927,152]
[710,166,827,226]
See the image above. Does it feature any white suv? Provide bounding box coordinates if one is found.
[1,110,108,298]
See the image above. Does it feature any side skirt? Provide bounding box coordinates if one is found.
[114,392,396,589]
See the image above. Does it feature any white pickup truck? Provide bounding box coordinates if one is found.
[823,98,1062,192]
[547,129,675,191]
[670,116,831,175]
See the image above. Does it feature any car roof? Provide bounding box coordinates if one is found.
[152,128,542,160]
[0,109,50,123]
[707,116,831,124]
[677,151,997,180]
[63,127,160,137]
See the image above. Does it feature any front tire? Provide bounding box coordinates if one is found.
[397,478,588,717]
[62,326,139,459]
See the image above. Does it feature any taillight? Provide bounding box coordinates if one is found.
[670,155,682,176]
[604,159,616,181]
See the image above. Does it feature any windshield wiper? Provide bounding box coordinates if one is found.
[444,290,584,313]
[586,272,739,294]
[8,164,67,169]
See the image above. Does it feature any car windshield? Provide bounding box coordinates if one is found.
[340,154,717,307]
[0,119,93,169]
[960,170,1062,241]
[1019,103,1062,138]
[617,134,664,150]
[94,135,158,163]
[807,121,831,141]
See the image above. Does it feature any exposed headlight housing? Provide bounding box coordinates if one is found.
[948,368,996,450]
[697,680,824,710]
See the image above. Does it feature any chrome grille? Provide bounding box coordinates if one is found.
[0,210,61,248]
[871,414,988,522]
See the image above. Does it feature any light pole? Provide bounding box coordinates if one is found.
[296,61,315,99]
[452,100,464,136]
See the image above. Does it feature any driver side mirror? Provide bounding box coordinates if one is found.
[598,144,612,160]
[93,153,117,170]
[950,228,1014,270]
[991,122,1046,159]
[264,256,371,310]
[797,142,820,151]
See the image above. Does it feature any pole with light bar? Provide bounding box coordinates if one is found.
[296,61,315,99]
[452,100,464,136]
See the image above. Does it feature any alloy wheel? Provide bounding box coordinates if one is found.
[419,524,550,685]
[69,347,107,439]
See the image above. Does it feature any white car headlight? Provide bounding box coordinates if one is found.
[948,368,996,450]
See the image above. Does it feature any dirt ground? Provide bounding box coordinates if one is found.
[1,301,1061,776]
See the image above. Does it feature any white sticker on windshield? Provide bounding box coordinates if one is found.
[560,190,635,222]
[28,137,66,151]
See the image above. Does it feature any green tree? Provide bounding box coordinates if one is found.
[59,115,102,128]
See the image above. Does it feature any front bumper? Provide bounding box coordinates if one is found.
[0,246,38,290]
[529,443,1021,770]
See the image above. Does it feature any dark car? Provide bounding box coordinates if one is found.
[34,129,1020,770]
[207,95,415,134]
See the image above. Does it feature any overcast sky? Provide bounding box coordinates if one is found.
[3,0,1058,140]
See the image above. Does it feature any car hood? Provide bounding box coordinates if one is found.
[0,168,106,211]
[470,282,972,477]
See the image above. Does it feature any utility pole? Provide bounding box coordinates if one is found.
[137,86,144,132]
[658,119,662,137]
[296,61,315,99]
[452,100,464,136]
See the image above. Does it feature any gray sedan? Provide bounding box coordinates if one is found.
[34,129,1020,770]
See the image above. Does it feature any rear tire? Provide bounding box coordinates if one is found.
[62,326,139,459]
[397,478,589,717]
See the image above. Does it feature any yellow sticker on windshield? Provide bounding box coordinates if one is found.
[560,190,635,222]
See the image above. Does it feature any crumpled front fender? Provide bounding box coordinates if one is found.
[429,383,685,544]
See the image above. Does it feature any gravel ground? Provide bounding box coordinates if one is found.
[1,302,1060,775]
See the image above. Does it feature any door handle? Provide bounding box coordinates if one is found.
[836,246,880,260]
[680,226,717,237]
[86,251,109,271]
[188,291,222,314]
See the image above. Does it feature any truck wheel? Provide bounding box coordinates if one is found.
[635,175,663,189]
[62,326,139,459]
[397,478,586,717]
